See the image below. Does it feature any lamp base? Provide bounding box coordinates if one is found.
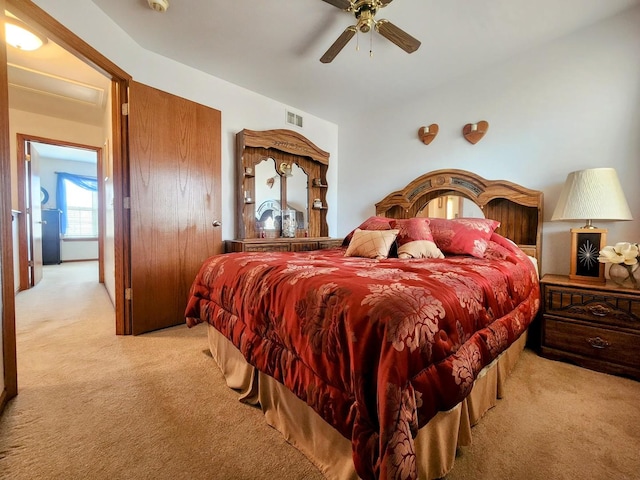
[569,227,606,284]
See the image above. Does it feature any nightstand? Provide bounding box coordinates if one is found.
[540,274,640,380]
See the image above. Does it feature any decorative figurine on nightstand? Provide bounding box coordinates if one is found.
[598,242,640,289]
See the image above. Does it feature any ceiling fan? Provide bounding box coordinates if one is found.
[319,0,421,63]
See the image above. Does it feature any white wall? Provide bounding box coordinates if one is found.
[338,6,640,276]
[32,0,339,242]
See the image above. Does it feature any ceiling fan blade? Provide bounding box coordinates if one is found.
[320,26,357,63]
[321,0,351,10]
[379,0,394,5]
[375,19,421,54]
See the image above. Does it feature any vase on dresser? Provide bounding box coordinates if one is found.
[608,263,640,289]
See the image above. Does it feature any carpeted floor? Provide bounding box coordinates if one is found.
[1,261,639,480]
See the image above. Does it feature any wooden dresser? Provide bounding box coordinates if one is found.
[540,274,640,380]
[226,237,343,253]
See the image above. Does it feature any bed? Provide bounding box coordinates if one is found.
[185,169,543,479]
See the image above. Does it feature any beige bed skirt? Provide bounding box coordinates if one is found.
[207,324,528,479]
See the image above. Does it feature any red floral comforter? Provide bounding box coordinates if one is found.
[185,233,540,480]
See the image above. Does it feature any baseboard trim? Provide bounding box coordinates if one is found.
[60,259,99,263]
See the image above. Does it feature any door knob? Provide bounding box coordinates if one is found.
[212,220,222,227]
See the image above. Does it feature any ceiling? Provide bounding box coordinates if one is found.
[5,11,110,162]
[5,32,110,126]
[5,0,640,127]
[88,0,640,122]
[30,142,97,163]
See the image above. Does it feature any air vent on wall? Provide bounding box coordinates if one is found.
[286,110,303,128]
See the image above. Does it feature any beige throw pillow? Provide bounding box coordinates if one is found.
[344,228,399,259]
[397,240,444,259]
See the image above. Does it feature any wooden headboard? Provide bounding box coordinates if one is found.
[375,169,544,272]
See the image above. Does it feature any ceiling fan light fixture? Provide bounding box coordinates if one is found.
[4,17,47,51]
[357,10,375,33]
[319,0,420,63]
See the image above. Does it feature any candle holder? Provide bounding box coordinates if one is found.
[463,120,489,144]
[281,209,297,238]
[418,124,439,145]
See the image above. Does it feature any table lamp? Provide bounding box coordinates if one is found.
[551,167,632,283]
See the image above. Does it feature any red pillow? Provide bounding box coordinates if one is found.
[389,218,444,259]
[343,216,393,246]
[428,218,500,258]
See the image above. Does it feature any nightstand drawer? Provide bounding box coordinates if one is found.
[544,317,640,368]
[544,285,640,330]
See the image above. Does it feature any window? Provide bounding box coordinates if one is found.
[63,180,98,237]
[56,172,98,238]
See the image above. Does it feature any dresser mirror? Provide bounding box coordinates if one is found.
[253,158,309,236]
[236,129,329,240]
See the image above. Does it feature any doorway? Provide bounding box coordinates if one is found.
[15,137,104,290]
[2,0,132,405]
[2,2,223,411]
[4,0,131,338]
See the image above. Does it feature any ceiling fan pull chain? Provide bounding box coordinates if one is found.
[370,30,374,57]
[356,30,360,51]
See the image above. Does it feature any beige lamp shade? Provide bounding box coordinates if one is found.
[551,167,633,226]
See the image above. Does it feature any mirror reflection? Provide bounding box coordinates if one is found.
[253,158,310,237]
[418,195,484,219]
[255,158,281,234]
[287,163,308,233]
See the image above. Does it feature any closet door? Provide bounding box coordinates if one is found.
[128,81,222,335]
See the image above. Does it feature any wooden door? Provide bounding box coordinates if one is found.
[128,81,222,335]
[26,141,43,286]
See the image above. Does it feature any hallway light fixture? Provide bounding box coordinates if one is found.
[4,16,47,51]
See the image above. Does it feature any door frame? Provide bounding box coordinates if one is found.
[15,135,105,288]
[4,0,133,338]
[1,0,17,409]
